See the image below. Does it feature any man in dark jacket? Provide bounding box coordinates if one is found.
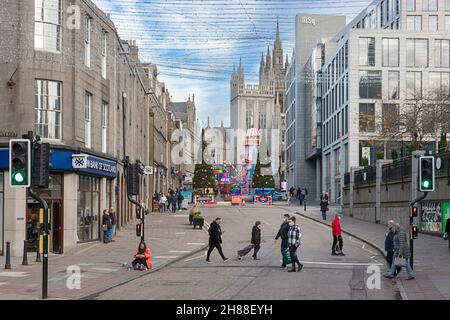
[385,220,401,275]
[251,221,262,260]
[275,214,290,267]
[206,218,229,263]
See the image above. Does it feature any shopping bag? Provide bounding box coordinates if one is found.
[282,248,292,265]
[394,256,406,267]
[237,244,254,257]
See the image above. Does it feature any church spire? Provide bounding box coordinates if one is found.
[266,45,271,67]
[276,17,280,42]
[285,54,289,68]
[238,56,244,74]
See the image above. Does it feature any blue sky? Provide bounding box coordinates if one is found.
[93,0,370,127]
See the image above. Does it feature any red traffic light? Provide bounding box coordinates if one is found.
[411,226,418,239]
[411,207,418,218]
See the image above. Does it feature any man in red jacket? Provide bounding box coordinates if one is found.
[331,214,345,256]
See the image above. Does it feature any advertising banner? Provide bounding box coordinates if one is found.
[231,196,242,205]
[442,202,450,233]
[420,201,442,233]
[195,195,214,205]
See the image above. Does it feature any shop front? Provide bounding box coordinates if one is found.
[0,172,4,255]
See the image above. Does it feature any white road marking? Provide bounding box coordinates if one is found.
[187,243,205,246]
[184,251,207,262]
[300,261,383,266]
[0,282,7,286]
[0,272,30,278]
[171,215,189,218]
[91,267,119,272]
[169,250,191,253]
[154,256,179,259]
[175,232,186,235]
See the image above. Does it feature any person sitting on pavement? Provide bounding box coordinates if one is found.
[331,213,345,256]
[132,241,153,271]
[385,223,415,280]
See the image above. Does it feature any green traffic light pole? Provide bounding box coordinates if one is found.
[124,157,148,243]
[24,131,49,299]
[410,192,428,270]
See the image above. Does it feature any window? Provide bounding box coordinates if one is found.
[407,16,422,31]
[85,92,92,148]
[359,103,375,132]
[406,39,428,68]
[388,71,400,100]
[359,71,382,99]
[85,16,91,68]
[77,176,100,242]
[422,0,437,11]
[102,102,108,153]
[406,72,422,99]
[447,0,450,10]
[359,37,375,66]
[35,80,62,140]
[102,30,107,79]
[246,102,254,129]
[34,0,62,52]
[429,72,450,97]
[382,38,399,67]
[446,16,450,31]
[258,110,267,129]
[407,0,416,11]
[435,40,450,68]
[382,104,400,131]
[428,15,438,31]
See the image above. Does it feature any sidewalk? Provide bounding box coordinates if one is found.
[282,205,450,300]
[0,212,208,300]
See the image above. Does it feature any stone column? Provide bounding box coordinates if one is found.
[63,173,78,254]
[3,171,27,257]
[376,160,393,224]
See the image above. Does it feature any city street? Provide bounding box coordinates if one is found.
[95,205,397,300]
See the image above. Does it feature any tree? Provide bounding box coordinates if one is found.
[422,86,450,152]
[193,135,216,191]
[439,132,448,154]
[252,155,275,189]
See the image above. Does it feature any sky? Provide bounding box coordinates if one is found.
[92,0,371,127]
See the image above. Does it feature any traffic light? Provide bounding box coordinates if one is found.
[419,156,435,192]
[411,206,418,218]
[32,143,51,188]
[136,208,142,220]
[9,139,31,187]
[411,225,418,239]
[127,163,140,196]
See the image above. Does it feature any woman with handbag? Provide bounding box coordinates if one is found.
[102,209,112,244]
[385,223,415,280]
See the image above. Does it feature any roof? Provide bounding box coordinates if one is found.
[171,102,188,122]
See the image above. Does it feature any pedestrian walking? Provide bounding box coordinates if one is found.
[298,187,304,206]
[237,221,262,260]
[385,223,415,280]
[206,218,229,263]
[109,207,117,241]
[171,193,177,213]
[159,194,167,213]
[445,216,450,252]
[385,220,401,276]
[331,213,345,256]
[287,216,303,272]
[320,193,329,220]
[102,209,112,243]
[177,192,184,211]
[275,214,291,268]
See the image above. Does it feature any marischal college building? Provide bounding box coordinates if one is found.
[0,0,157,256]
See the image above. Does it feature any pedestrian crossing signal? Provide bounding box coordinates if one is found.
[136,224,144,237]
[419,156,435,192]
[411,207,418,218]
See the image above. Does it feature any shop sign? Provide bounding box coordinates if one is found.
[255,194,273,204]
[72,154,117,178]
[232,196,242,205]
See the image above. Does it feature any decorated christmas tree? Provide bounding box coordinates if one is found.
[193,135,216,191]
[252,154,275,189]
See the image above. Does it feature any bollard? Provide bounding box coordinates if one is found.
[5,242,11,269]
[36,236,41,262]
[22,240,28,266]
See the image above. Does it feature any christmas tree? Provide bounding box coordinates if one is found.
[193,136,216,190]
[252,154,275,189]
